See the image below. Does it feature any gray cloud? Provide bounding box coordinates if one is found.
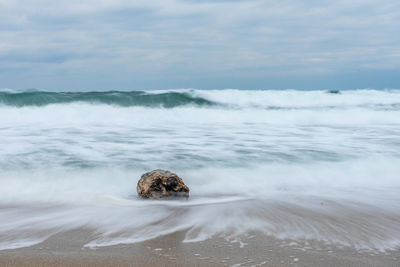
[0,0,399,90]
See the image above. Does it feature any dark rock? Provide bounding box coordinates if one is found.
[137,169,189,199]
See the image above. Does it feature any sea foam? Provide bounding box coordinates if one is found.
[0,89,400,251]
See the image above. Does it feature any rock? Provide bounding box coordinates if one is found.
[137,169,189,199]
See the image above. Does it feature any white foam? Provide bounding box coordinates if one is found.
[0,98,400,129]
[190,89,400,109]
[0,161,400,251]
[0,89,400,251]
[1,159,400,205]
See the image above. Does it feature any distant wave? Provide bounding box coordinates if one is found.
[0,91,216,108]
[1,89,400,110]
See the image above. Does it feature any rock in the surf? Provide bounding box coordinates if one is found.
[137,169,189,199]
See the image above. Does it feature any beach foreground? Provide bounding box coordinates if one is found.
[0,229,399,267]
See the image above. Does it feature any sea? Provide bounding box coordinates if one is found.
[0,88,399,251]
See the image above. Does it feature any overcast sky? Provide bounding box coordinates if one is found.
[0,0,399,90]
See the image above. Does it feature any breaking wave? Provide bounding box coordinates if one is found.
[0,89,400,110]
[0,90,216,108]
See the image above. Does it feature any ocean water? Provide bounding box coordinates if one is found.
[0,89,400,251]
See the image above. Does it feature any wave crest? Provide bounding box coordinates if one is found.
[0,91,216,108]
[1,89,400,109]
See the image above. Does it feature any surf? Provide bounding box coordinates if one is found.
[1,89,400,110]
[0,88,400,252]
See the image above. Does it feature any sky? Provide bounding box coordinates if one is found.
[0,0,400,91]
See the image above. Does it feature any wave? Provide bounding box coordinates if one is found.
[0,90,216,108]
[1,89,400,109]
[190,89,400,110]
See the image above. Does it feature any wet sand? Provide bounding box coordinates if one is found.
[0,228,399,267]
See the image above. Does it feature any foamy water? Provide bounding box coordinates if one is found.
[0,89,399,251]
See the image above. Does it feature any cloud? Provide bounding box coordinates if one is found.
[0,0,399,90]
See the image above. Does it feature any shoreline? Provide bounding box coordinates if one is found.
[0,228,399,266]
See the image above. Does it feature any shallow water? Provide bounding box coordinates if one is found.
[0,89,399,251]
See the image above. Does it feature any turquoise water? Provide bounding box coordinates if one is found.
[0,90,215,107]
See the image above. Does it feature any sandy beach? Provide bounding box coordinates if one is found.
[0,228,399,267]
